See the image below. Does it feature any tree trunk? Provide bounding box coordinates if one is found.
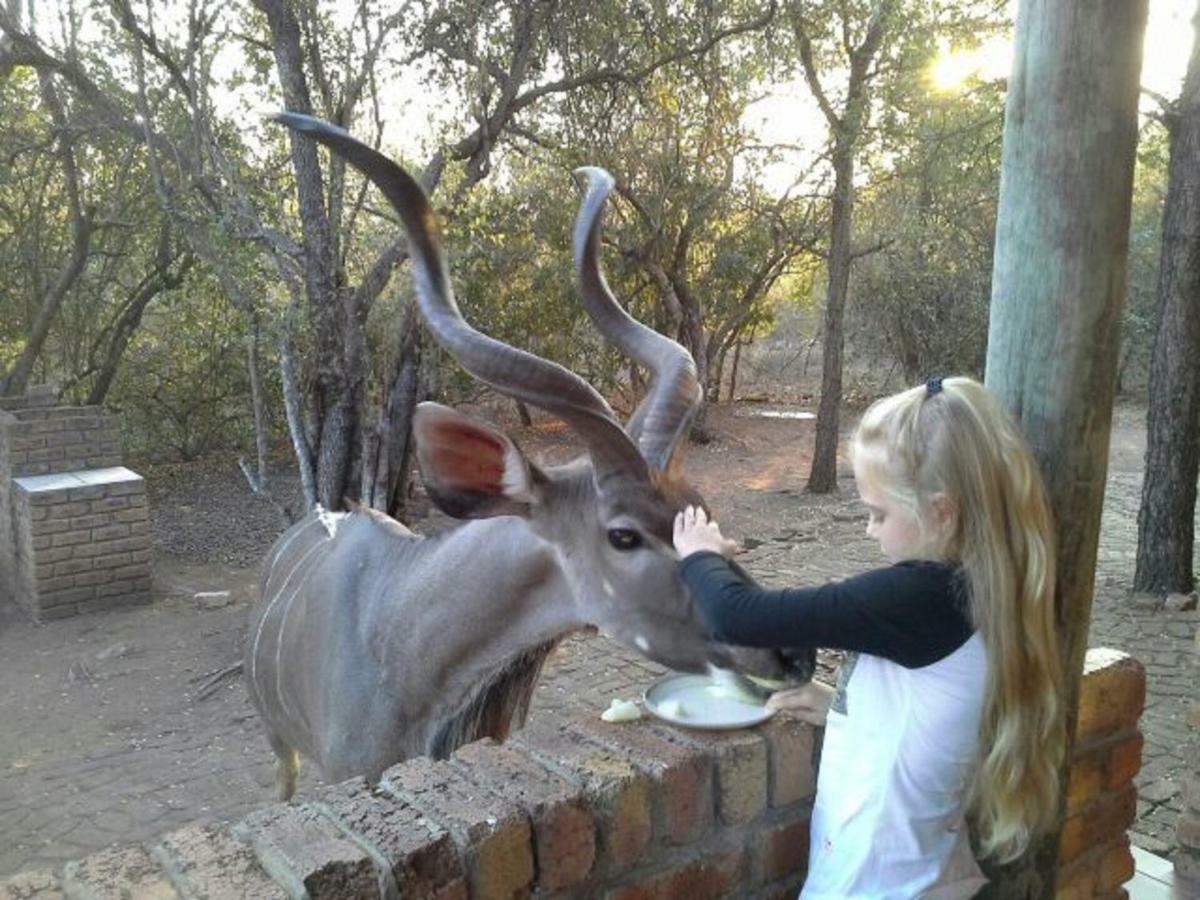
[1134,13,1200,597]
[1,71,93,398]
[245,309,271,492]
[86,253,193,405]
[256,0,361,511]
[729,339,743,402]
[807,147,854,492]
[981,1,1147,896]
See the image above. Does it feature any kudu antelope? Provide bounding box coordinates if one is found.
[246,114,813,800]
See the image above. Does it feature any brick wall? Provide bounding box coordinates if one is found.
[9,469,151,620]
[0,647,1148,899]
[1055,649,1146,900]
[1175,627,1200,893]
[0,397,148,620]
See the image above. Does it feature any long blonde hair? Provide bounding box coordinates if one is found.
[849,376,1064,861]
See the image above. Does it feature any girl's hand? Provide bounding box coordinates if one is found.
[765,680,835,727]
[673,505,738,559]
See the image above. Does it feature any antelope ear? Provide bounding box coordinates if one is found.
[412,402,544,519]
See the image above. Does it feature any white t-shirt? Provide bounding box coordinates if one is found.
[801,633,989,899]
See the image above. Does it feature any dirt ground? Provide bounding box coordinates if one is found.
[0,398,1196,879]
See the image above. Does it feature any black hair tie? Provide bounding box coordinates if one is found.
[926,376,944,396]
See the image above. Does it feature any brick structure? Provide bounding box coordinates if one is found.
[1175,626,1200,894]
[0,390,150,620]
[0,647,1148,899]
[1056,649,1146,900]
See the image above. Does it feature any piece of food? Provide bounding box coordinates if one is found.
[748,674,787,690]
[600,698,643,723]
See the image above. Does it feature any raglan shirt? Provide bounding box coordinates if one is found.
[680,552,990,900]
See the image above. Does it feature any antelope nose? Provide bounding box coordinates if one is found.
[778,646,817,684]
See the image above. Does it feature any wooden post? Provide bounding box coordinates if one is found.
[983,0,1148,896]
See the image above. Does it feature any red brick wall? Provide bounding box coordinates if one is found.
[1055,649,1146,900]
[0,648,1146,899]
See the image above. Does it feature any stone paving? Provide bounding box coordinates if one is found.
[0,405,1195,879]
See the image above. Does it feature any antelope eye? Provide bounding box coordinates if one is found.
[607,528,643,551]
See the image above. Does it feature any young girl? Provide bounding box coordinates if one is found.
[674,376,1064,899]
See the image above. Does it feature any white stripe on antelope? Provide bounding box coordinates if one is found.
[245,115,815,800]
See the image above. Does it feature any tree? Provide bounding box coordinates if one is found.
[252,0,778,510]
[982,0,1148,896]
[789,0,897,492]
[0,3,279,483]
[1134,5,1200,598]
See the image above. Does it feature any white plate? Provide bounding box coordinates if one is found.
[643,673,775,730]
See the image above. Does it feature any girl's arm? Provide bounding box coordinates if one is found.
[678,550,973,669]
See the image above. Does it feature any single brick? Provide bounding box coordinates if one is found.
[92,552,133,570]
[1066,730,1143,814]
[74,570,116,588]
[311,778,467,900]
[1096,837,1135,893]
[91,496,131,513]
[92,523,131,542]
[234,801,383,898]
[50,531,90,547]
[514,717,653,870]
[1076,649,1146,744]
[0,869,62,900]
[69,514,109,531]
[759,817,811,882]
[606,846,746,900]
[645,722,767,826]
[37,574,76,592]
[84,537,147,558]
[154,820,288,899]
[48,501,91,518]
[567,714,713,846]
[381,756,533,900]
[62,844,179,899]
[452,739,595,891]
[54,558,94,576]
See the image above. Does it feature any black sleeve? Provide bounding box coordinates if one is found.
[679,551,974,669]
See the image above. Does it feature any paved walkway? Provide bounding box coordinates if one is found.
[0,406,1195,878]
